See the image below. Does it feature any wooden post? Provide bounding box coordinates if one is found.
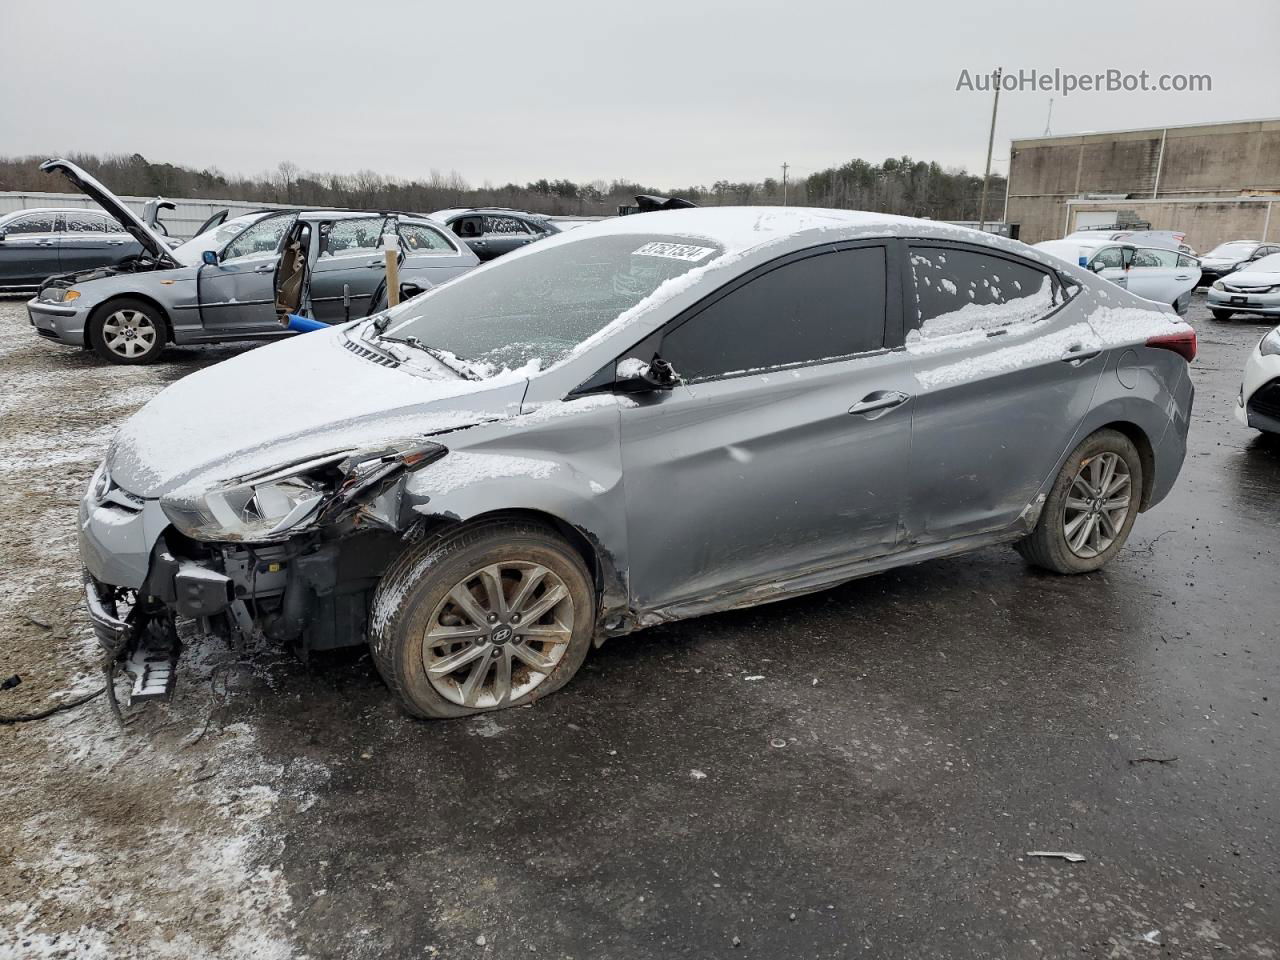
[383,233,400,307]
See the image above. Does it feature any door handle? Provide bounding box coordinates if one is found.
[1060,344,1101,364]
[107,238,126,245]
[35,239,55,246]
[1174,274,1190,280]
[849,390,911,417]
[253,262,275,273]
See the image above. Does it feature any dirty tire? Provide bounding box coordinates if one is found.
[88,298,167,364]
[369,520,595,719]
[1015,429,1143,575]
[1210,309,1233,322]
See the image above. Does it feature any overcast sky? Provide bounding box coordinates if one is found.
[2,0,1276,189]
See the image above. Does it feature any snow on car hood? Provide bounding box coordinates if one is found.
[108,326,529,498]
[1221,268,1280,287]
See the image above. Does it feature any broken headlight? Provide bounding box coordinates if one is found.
[159,442,447,542]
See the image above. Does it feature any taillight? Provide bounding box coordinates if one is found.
[1146,329,1197,362]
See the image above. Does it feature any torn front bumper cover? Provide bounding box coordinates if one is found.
[84,572,182,704]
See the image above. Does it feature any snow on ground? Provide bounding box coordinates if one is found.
[0,301,307,959]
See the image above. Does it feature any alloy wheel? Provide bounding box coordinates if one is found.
[422,561,574,708]
[1062,452,1132,559]
[102,309,158,359]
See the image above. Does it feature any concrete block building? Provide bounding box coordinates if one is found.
[1005,117,1280,250]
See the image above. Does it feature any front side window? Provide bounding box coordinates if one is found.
[221,213,295,262]
[382,232,724,372]
[484,215,530,236]
[322,217,390,257]
[1090,247,1124,270]
[3,213,55,235]
[908,245,1059,341]
[661,247,886,381]
[399,223,454,253]
[1177,254,1198,269]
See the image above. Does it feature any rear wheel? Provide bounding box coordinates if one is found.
[1210,309,1234,321]
[1015,429,1143,574]
[369,520,595,718]
[88,299,166,364]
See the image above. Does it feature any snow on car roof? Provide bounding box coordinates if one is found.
[554,206,945,256]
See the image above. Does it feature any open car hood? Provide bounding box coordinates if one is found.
[40,158,180,267]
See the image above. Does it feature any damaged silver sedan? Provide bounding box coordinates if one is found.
[81,208,1196,718]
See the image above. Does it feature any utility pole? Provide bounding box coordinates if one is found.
[978,66,1002,233]
[1043,97,1054,137]
[781,162,789,206]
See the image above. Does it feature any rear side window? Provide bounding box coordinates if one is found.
[3,213,55,235]
[484,215,531,236]
[1177,254,1198,269]
[399,223,455,253]
[322,217,390,257]
[1132,248,1177,268]
[908,245,1059,340]
[64,212,120,233]
[660,246,887,382]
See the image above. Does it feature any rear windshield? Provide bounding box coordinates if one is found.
[381,233,724,372]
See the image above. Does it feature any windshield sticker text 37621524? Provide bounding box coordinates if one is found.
[632,242,716,262]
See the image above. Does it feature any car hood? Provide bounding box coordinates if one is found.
[107,326,528,498]
[1222,269,1280,287]
[1200,257,1243,268]
[40,158,180,267]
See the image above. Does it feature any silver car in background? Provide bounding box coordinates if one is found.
[26,159,478,363]
[78,208,1195,718]
[1035,237,1201,315]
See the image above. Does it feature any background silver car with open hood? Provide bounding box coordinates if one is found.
[26,159,478,364]
[77,207,1196,718]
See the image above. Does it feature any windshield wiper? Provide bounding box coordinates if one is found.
[383,335,479,380]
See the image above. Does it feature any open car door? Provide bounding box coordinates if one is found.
[274,218,312,322]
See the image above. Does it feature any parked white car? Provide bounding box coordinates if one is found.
[1207,252,1280,321]
[1236,325,1280,435]
[1034,238,1201,315]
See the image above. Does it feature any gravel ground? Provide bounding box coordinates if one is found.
[0,292,1276,959]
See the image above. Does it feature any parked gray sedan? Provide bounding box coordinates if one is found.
[79,207,1195,718]
[27,159,478,363]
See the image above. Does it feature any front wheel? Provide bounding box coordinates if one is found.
[88,298,166,364]
[1210,309,1233,321]
[369,520,596,718]
[1015,429,1143,574]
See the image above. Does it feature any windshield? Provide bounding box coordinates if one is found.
[170,214,271,266]
[381,233,724,372]
[1206,242,1257,259]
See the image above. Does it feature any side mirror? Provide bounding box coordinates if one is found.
[1091,260,1107,273]
[201,250,219,266]
[614,355,681,393]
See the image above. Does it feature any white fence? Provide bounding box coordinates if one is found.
[0,190,292,240]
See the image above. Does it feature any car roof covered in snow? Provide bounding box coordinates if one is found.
[552,206,989,258]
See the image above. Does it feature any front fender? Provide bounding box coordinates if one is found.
[402,396,631,622]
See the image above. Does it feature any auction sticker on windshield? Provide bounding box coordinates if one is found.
[632,242,716,262]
